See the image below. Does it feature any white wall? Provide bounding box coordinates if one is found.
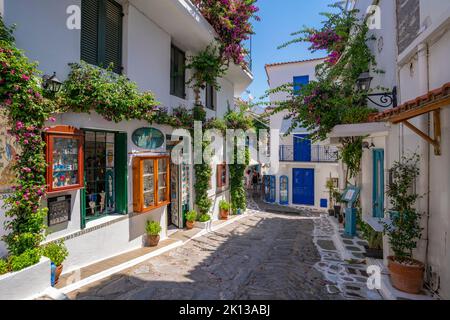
[388,3,450,299]
[274,163,339,209]
[4,0,81,80]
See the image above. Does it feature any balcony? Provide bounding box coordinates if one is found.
[279,145,339,163]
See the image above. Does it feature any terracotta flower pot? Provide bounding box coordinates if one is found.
[388,256,425,294]
[54,265,63,285]
[220,209,229,220]
[186,221,195,230]
[147,235,160,247]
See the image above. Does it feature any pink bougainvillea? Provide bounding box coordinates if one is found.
[191,0,259,66]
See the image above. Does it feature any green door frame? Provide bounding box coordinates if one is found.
[80,129,128,229]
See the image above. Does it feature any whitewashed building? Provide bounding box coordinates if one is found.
[0,0,253,273]
[265,59,340,209]
[328,0,450,299]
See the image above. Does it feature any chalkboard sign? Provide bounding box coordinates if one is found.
[48,195,71,226]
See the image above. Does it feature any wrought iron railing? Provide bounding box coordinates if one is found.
[279,145,339,163]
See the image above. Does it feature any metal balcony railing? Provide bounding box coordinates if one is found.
[279,145,339,163]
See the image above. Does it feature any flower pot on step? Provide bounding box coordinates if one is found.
[387,256,424,294]
[334,205,341,218]
[220,209,229,220]
[328,209,335,216]
[186,221,195,230]
[147,235,160,247]
[51,263,63,287]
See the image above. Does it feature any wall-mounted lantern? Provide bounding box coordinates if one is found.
[42,72,63,94]
[357,71,398,108]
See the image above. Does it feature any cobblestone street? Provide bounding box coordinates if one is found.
[66,195,380,300]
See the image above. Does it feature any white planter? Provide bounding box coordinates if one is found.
[0,257,51,300]
[194,220,212,230]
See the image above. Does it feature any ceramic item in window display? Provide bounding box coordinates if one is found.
[53,177,58,188]
[106,170,114,211]
[89,201,96,215]
[100,191,106,213]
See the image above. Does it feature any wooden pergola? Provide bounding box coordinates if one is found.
[373,83,450,156]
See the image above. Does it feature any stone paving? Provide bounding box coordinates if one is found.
[312,215,382,300]
[65,193,381,300]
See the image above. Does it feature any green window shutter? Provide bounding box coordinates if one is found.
[170,45,186,99]
[103,0,123,74]
[81,0,123,74]
[115,132,128,215]
[80,0,99,66]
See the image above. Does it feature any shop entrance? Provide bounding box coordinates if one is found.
[167,138,189,229]
[82,129,127,225]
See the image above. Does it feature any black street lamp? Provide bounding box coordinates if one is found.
[357,72,397,108]
[42,72,63,94]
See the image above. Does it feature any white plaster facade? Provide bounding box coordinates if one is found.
[331,0,450,299]
[265,59,339,209]
[0,0,252,272]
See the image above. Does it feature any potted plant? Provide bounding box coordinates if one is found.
[326,179,336,216]
[145,221,162,247]
[195,214,212,229]
[42,240,69,286]
[364,229,384,259]
[185,210,197,230]
[333,191,343,222]
[219,200,230,220]
[383,153,424,294]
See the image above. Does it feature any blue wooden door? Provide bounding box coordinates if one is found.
[294,135,311,162]
[292,168,315,205]
[372,149,385,218]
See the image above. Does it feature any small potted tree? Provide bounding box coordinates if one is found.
[185,210,197,230]
[219,200,230,220]
[42,240,69,286]
[326,179,336,216]
[146,221,162,247]
[333,191,343,222]
[384,153,424,294]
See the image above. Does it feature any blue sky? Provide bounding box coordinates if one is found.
[245,0,334,104]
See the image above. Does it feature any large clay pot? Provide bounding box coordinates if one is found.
[186,221,195,230]
[388,256,425,294]
[220,209,229,220]
[147,235,160,247]
[328,209,335,217]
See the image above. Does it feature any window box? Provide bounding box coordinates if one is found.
[45,126,84,194]
[133,155,170,213]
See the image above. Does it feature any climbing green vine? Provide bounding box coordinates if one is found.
[0,17,53,270]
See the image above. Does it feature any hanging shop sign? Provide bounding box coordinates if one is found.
[132,127,165,150]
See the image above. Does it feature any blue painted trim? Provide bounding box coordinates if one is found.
[372,149,385,218]
[320,199,328,208]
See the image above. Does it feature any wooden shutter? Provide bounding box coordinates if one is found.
[81,0,122,74]
[81,0,99,66]
[103,0,123,74]
[115,132,128,215]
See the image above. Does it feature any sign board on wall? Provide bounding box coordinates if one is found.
[48,195,72,226]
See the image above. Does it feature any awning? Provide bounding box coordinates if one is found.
[373,82,450,155]
[328,122,390,138]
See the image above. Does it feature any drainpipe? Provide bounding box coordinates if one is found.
[416,42,430,265]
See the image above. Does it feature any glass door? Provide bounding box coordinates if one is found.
[84,130,116,220]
